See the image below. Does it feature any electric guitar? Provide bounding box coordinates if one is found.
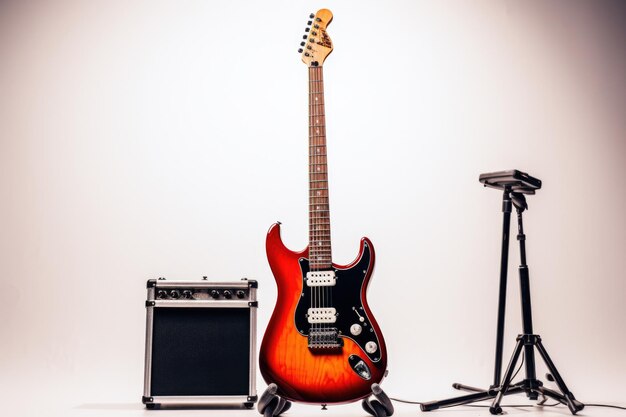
[259,9,388,405]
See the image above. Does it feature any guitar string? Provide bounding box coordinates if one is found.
[309,67,316,338]
[309,66,319,342]
[314,66,322,340]
[317,67,325,341]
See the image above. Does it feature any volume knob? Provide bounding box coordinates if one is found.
[210,290,220,299]
[365,341,378,354]
[350,324,363,336]
[223,290,232,299]
[169,290,180,299]
[236,290,245,299]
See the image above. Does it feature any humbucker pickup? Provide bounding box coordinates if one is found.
[307,307,337,323]
[306,271,336,287]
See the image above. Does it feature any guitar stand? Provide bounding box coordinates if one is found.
[421,170,583,415]
[258,383,393,417]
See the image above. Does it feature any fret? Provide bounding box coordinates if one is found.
[308,124,326,127]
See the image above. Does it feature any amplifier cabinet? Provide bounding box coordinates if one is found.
[142,278,257,409]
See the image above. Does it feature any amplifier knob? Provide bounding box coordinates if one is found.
[236,290,245,299]
[157,290,167,299]
[170,290,180,299]
[182,290,193,299]
[210,290,220,299]
[223,290,232,299]
[365,341,378,354]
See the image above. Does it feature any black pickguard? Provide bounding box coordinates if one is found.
[294,241,383,363]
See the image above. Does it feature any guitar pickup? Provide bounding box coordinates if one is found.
[307,307,337,323]
[306,271,336,287]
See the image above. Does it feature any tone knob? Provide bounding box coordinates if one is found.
[157,290,167,299]
[210,290,220,299]
[365,341,378,354]
[350,324,362,336]
[236,290,245,299]
[182,290,193,299]
[223,290,232,299]
[170,290,180,299]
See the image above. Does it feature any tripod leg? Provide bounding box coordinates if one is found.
[535,340,584,414]
[452,383,485,393]
[489,338,524,415]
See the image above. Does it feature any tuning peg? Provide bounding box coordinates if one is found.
[298,48,303,53]
[307,20,312,26]
[300,41,305,46]
[315,17,321,22]
[309,13,314,18]
[311,31,317,35]
[302,35,307,39]
[305,28,310,32]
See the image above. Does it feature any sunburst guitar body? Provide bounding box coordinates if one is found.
[259,9,388,405]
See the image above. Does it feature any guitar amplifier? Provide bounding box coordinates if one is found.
[142,278,258,409]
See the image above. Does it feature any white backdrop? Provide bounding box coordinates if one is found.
[1,1,625,416]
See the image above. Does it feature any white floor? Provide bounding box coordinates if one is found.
[8,385,625,417]
[64,400,626,417]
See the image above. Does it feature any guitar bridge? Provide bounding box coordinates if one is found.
[308,327,344,350]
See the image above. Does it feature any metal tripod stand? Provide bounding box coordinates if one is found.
[422,170,583,415]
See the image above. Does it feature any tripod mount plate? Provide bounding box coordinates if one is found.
[479,170,541,194]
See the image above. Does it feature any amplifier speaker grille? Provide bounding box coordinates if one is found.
[151,307,250,396]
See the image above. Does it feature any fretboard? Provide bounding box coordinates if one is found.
[308,66,332,270]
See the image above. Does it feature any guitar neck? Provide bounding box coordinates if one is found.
[308,66,332,270]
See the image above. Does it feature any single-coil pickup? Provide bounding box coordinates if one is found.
[306,271,336,287]
[307,307,337,323]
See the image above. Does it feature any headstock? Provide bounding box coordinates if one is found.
[297,9,333,67]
